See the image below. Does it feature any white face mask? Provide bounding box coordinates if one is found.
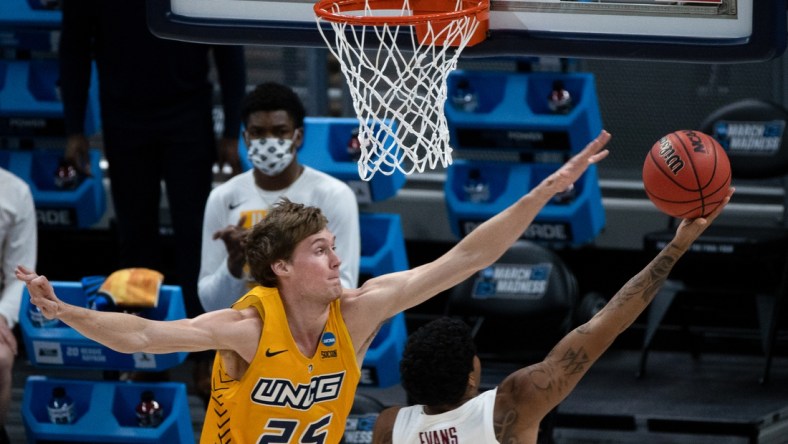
[247,137,295,176]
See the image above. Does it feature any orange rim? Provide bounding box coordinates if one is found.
[314,0,489,26]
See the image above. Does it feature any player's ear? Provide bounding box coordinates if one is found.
[292,127,303,151]
[271,259,290,277]
[467,355,481,390]
[467,374,477,391]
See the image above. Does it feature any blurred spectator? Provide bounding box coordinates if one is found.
[198,82,360,313]
[0,167,37,444]
[58,0,247,319]
[199,82,360,313]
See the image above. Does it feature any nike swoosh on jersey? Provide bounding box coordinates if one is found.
[265,348,288,357]
[228,201,245,210]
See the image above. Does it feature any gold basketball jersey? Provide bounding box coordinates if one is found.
[200,286,360,444]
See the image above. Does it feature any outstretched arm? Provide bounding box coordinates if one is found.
[345,130,611,326]
[16,266,260,360]
[499,187,735,428]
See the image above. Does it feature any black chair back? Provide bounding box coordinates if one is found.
[447,240,579,360]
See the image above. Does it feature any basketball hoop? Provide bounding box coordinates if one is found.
[315,0,489,180]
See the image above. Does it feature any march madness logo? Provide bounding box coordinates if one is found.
[472,263,552,300]
[714,120,785,156]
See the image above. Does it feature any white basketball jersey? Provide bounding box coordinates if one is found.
[392,388,499,444]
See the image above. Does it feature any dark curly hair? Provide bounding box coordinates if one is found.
[400,317,477,406]
[244,198,327,287]
[241,82,306,129]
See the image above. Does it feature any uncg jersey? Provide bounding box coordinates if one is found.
[200,286,360,444]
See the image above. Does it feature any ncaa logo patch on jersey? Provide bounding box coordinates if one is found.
[321,332,336,347]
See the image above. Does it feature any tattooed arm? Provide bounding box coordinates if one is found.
[492,188,734,441]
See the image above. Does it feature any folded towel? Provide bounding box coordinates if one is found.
[97,268,164,308]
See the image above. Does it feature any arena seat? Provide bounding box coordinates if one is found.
[640,98,788,384]
[445,240,579,365]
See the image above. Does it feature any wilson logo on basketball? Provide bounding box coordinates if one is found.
[657,137,685,174]
[643,129,731,219]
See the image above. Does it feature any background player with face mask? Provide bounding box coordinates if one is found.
[198,82,360,312]
[194,82,360,404]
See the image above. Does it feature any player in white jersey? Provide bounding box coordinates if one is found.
[373,186,734,444]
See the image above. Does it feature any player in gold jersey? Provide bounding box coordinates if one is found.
[19,131,612,444]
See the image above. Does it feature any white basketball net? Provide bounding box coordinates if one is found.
[316,0,482,180]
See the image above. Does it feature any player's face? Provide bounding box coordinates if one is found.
[244,110,302,148]
[287,228,343,300]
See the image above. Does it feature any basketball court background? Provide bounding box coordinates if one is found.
[215,46,788,181]
[22,1,788,442]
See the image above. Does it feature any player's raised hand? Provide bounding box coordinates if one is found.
[673,187,735,250]
[543,130,610,195]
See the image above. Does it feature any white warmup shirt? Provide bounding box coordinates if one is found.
[0,167,37,328]
[198,166,360,312]
[393,389,499,444]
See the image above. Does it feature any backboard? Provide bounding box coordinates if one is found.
[147,0,786,63]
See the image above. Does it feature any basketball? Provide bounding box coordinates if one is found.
[642,130,731,219]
